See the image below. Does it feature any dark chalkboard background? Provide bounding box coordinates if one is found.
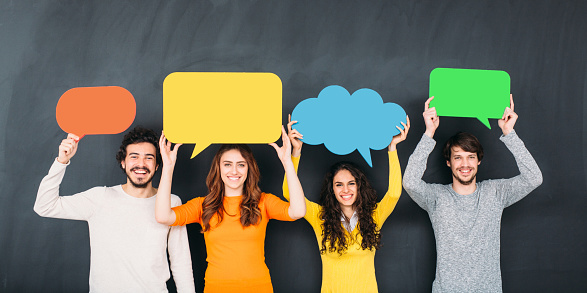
[1,1,586,292]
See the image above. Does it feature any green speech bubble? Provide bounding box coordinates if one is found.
[429,68,510,129]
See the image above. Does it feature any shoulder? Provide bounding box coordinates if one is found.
[259,192,286,205]
[170,194,182,206]
[260,192,279,201]
[86,185,111,197]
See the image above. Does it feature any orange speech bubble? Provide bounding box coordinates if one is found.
[56,86,136,138]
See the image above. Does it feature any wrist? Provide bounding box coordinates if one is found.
[424,129,435,138]
[57,157,69,164]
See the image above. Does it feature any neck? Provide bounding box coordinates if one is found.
[452,178,477,195]
[340,205,355,220]
[224,186,243,197]
[121,182,156,198]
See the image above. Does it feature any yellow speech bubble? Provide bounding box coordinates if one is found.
[163,72,282,158]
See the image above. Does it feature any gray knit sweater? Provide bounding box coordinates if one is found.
[403,130,543,293]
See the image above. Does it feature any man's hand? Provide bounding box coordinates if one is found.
[498,94,517,136]
[423,96,439,138]
[57,133,80,164]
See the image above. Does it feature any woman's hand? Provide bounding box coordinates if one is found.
[388,115,410,152]
[287,114,303,157]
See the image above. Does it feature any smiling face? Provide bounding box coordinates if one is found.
[219,149,248,195]
[447,146,480,186]
[121,142,158,188]
[332,169,358,209]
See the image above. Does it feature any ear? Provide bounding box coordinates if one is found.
[446,160,451,167]
[121,162,126,169]
[478,160,481,166]
[156,164,159,171]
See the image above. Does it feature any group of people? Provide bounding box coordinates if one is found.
[35,95,542,293]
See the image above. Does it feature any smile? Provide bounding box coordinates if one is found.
[340,194,353,200]
[131,168,149,175]
[458,168,473,176]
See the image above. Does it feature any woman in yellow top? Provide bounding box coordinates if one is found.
[155,126,306,293]
[283,115,410,293]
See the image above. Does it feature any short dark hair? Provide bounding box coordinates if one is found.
[115,126,161,170]
[443,132,484,162]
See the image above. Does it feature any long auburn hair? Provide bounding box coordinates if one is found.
[201,144,262,232]
[319,161,381,255]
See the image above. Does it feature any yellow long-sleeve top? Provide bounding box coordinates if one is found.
[283,151,402,293]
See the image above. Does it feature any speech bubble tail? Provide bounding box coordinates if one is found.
[191,143,211,159]
[477,117,491,129]
[358,147,373,167]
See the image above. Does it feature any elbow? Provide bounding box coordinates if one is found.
[33,206,43,217]
[402,177,413,192]
[155,214,168,225]
[33,202,48,217]
[290,208,306,220]
[532,171,543,188]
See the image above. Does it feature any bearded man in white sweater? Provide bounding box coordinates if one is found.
[35,127,195,293]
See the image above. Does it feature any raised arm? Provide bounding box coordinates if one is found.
[34,134,100,220]
[496,95,543,206]
[154,133,181,225]
[402,98,441,211]
[282,115,303,201]
[270,125,306,219]
[375,117,409,223]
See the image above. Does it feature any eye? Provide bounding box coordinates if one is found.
[349,182,356,186]
[335,183,342,187]
[224,163,231,167]
[238,163,246,167]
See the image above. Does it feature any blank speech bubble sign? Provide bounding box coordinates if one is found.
[291,85,406,167]
[56,86,136,138]
[163,72,282,158]
[429,68,510,129]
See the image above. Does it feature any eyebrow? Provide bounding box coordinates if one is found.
[128,152,155,157]
[334,180,356,184]
[222,160,247,164]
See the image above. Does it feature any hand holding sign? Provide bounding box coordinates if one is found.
[429,68,511,129]
[163,72,282,158]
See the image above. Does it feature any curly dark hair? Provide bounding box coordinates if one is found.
[319,161,381,255]
[115,126,161,170]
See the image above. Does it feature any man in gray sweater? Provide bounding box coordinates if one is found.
[35,127,195,293]
[403,95,543,293]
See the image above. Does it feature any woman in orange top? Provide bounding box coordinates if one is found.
[155,127,306,293]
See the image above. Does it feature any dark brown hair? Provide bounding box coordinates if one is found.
[443,132,484,162]
[115,126,161,169]
[201,144,262,232]
[319,161,381,255]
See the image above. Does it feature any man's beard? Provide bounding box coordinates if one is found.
[452,170,476,185]
[126,167,154,188]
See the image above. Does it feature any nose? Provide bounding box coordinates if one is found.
[342,184,349,193]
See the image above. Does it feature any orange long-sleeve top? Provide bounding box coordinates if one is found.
[171,192,293,293]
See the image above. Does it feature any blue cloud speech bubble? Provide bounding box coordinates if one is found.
[291,85,406,167]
